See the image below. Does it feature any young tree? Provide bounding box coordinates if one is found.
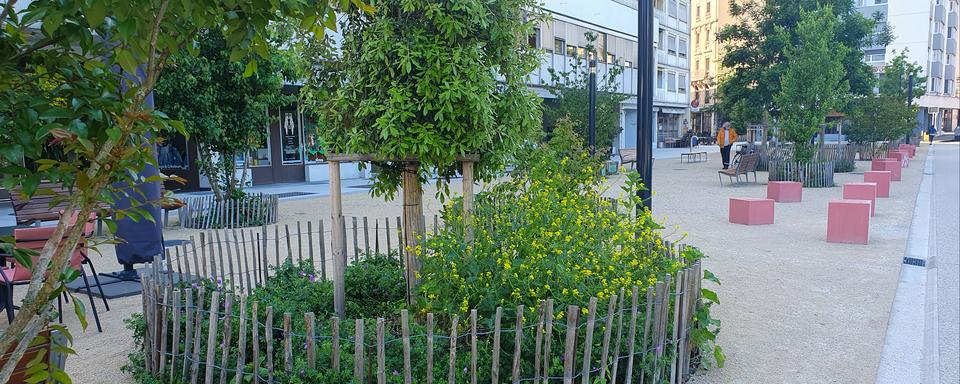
[0,1,365,381]
[715,0,887,128]
[304,0,544,288]
[542,32,628,154]
[773,5,849,162]
[845,94,916,143]
[878,49,927,101]
[155,29,294,201]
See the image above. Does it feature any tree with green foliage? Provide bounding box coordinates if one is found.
[878,49,927,101]
[0,0,366,381]
[542,32,628,155]
[773,5,850,162]
[155,29,294,201]
[303,0,544,284]
[716,0,888,129]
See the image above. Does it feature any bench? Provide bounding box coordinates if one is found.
[718,152,759,186]
[619,148,637,170]
[10,182,71,225]
[680,151,707,163]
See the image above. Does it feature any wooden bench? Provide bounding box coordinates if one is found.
[10,182,71,225]
[680,151,707,163]
[618,148,637,169]
[718,152,759,185]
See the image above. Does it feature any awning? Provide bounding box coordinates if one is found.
[657,107,687,115]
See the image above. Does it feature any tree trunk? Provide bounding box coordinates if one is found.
[401,162,424,302]
[199,147,223,201]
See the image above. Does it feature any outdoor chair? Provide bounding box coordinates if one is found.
[618,148,637,170]
[0,213,107,331]
[718,152,760,186]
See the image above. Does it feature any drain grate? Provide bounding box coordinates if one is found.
[349,184,375,189]
[275,191,317,199]
[903,257,926,267]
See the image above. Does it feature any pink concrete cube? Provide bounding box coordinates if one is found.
[729,197,775,225]
[864,171,892,198]
[767,181,803,203]
[827,200,872,244]
[871,158,901,181]
[843,183,878,216]
[898,144,915,158]
[887,150,908,167]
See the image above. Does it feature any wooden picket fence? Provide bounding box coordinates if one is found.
[768,160,835,188]
[179,193,279,229]
[140,220,708,383]
[756,143,854,173]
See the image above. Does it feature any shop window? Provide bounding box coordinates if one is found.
[280,109,302,164]
[303,116,326,164]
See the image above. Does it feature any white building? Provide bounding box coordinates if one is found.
[857,0,960,133]
[533,0,692,150]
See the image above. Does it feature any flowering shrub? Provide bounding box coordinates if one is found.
[417,121,687,318]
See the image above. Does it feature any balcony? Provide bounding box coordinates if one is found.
[654,89,689,105]
[654,9,689,33]
[656,50,690,70]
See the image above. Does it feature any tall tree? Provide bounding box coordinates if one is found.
[542,32,628,155]
[0,1,365,381]
[715,0,888,129]
[846,52,925,143]
[878,49,926,101]
[155,29,294,201]
[773,5,849,162]
[304,0,544,288]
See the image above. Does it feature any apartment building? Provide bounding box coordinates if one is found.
[688,0,745,136]
[533,0,692,149]
[857,0,960,132]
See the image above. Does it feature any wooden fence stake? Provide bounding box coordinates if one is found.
[203,291,221,384]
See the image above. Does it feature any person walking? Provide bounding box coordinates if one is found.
[717,122,738,169]
[927,125,938,143]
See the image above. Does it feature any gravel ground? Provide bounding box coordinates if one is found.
[2,146,927,383]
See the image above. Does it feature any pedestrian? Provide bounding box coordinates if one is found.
[927,125,937,143]
[717,122,738,169]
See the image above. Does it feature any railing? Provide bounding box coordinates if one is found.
[139,220,708,383]
[179,193,279,229]
[768,160,836,188]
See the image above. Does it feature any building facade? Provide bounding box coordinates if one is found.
[689,0,742,136]
[536,0,692,150]
[857,0,960,133]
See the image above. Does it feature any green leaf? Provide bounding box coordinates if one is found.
[85,1,106,28]
[701,288,720,304]
[242,59,258,78]
[703,269,721,285]
[116,50,139,77]
[714,345,726,368]
[50,370,73,384]
[72,295,88,330]
[106,127,121,142]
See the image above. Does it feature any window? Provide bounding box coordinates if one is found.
[934,22,944,34]
[668,72,677,92]
[696,5,701,19]
[555,38,565,55]
[657,69,665,89]
[706,1,711,17]
[280,108,303,165]
[947,54,955,65]
[705,29,711,45]
[930,78,942,93]
[566,44,576,56]
[668,0,678,18]
[705,57,711,74]
[607,52,616,64]
[695,31,700,49]
[528,27,541,49]
[695,59,699,72]
[945,79,954,95]
[679,1,688,22]
[577,46,586,58]
[624,60,633,67]
[668,34,677,55]
[678,37,688,59]
[658,28,666,49]
[679,74,687,94]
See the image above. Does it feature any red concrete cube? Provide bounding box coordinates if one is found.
[729,197,775,225]
[871,158,901,181]
[827,200,872,244]
[843,183,878,216]
[887,150,908,167]
[898,144,915,158]
[864,171,892,198]
[767,181,803,203]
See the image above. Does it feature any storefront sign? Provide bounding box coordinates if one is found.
[281,110,302,164]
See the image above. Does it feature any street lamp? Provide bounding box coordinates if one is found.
[588,59,597,155]
[636,0,654,211]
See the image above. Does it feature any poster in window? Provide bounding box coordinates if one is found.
[281,110,302,164]
[158,133,189,170]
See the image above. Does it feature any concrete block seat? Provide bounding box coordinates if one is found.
[767,181,802,203]
[898,144,916,158]
[871,158,901,181]
[827,200,872,244]
[729,197,774,225]
[887,150,908,167]
[843,183,878,216]
[863,171,892,198]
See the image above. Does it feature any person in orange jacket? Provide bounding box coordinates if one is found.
[717,122,739,169]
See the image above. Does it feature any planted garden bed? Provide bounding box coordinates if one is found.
[768,159,835,188]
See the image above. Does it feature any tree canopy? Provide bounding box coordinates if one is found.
[773,5,850,162]
[845,51,925,143]
[155,29,294,200]
[878,49,926,101]
[303,0,545,198]
[715,0,887,128]
[542,32,628,155]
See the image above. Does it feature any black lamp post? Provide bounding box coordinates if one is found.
[636,0,654,211]
[906,74,914,144]
[588,59,597,155]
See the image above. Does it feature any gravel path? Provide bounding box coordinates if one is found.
[2,146,926,383]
